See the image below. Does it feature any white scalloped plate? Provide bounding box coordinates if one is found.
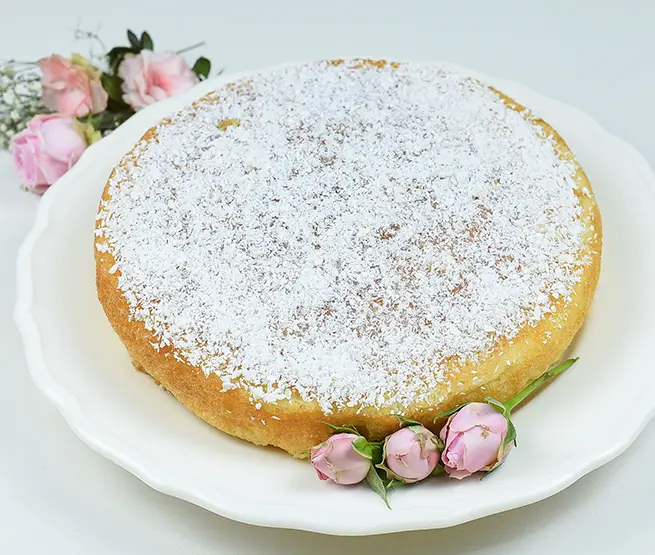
[14,62,655,535]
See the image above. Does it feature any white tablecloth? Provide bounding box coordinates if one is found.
[1,1,653,552]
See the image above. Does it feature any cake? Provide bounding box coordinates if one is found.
[95,59,601,457]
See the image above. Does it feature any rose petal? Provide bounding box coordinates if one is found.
[89,79,109,114]
[36,156,68,185]
[10,133,47,188]
[443,432,466,467]
[460,428,503,472]
[445,466,474,480]
[119,50,198,111]
[38,120,84,164]
[447,403,508,435]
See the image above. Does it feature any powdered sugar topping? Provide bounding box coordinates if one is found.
[96,60,589,413]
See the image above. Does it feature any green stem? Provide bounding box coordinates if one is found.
[504,358,578,412]
[176,41,206,55]
[0,59,38,66]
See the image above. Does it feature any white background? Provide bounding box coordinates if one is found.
[1,1,654,553]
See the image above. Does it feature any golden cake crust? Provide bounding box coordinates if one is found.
[95,61,601,457]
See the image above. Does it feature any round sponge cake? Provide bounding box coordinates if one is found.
[95,60,601,457]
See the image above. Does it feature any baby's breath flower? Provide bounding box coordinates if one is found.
[0,61,47,149]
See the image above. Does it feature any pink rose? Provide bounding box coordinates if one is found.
[118,51,198,110]
[39,54,108,117]
[9,114,87,193]
[439,402,511,479]
[310,433,370,485]
[383,425,440,483]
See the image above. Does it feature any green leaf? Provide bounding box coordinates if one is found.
[352,437,373,459]
[485,396,509,416]
[375,461,401,483]
[369,441,384,465]
[431,435,445,451]
[127,30,141,50]
[192,56,211,80]
[318,421,360,435]
[366,465,391,509]
[104,97,133,117]
[431,463,446,477]
[140,31,153,51]
[106,46,138,75]
[375,461,411,485]
[504,417,517,448]
[80,120,102,145]
[101,110,131,131]
[433,403,467,422]
[107,46,134,61]
[386,479,406,489]
[391,413,422,427]
[101,73,125,103]
[82,113,102,129]
[107,46,135,72]
[485,396,517,448]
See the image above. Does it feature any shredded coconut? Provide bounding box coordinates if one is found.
[97,60,588,413]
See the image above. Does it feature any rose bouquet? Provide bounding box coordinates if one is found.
[1,29,213,194]
[311,358,578,507]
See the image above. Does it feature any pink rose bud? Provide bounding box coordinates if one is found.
[439,402,511,479]
[310,433,370,485]
[118,50,199,111]
[9,114,87,194]
[384,425,440,483]
[39,54,108,117]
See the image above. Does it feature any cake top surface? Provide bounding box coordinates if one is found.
[96,60,589,413]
